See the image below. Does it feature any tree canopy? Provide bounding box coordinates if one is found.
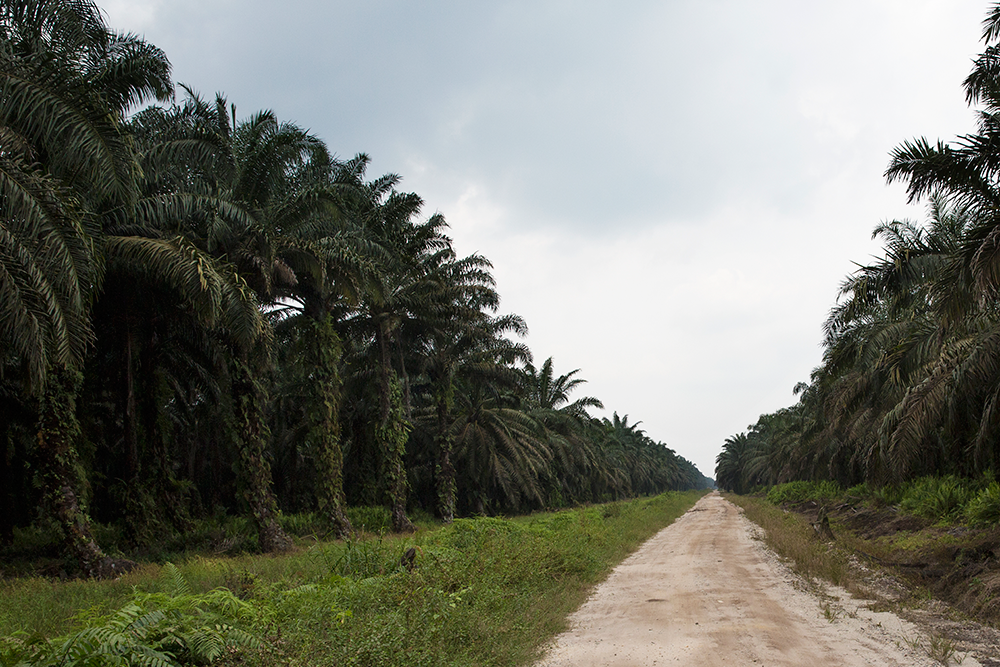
[0,0,710,573]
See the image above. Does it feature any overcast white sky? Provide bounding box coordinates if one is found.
[101,0,989,479]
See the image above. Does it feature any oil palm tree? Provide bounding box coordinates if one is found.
[418,308,530,521]
[878,4,1000,480]
[0,0,172,574]
[884,4,1000,299]
[340,168,455,532]
[715,432,754,494]
[123,90,363,549]
[450,377,550,514]
[519,358,606,503]
[820,200,985,482]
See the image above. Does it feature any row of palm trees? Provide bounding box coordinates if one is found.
[0,0,710,575]
[717,2,1000,494]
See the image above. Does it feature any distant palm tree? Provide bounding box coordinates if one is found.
[451,378,550,513]
[520,358,606,504]
[419,310,529,521]
[716,433,753,494]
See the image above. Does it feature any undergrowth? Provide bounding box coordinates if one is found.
[765,480,841,505]
[0,491,706,666]
[737,475,1000,632]
[0,564,256,667]
[763,474,1000,525]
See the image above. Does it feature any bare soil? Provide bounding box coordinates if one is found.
[536,491,1000,666]
[830,501,1000,626]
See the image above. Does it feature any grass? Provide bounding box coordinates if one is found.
[0,490,706,666]
[926,634,964,665]
[729,495,853,588]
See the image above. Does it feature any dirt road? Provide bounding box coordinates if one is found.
[537,491,985,667]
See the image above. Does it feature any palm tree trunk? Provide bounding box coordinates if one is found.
[37,366,128,577]
[396,339,413,420]
[376,321,414,533]
[124,321,139,480]
[0,448,13,545]
[308,317,352,538]
[435,388,456,523]
[230,356,292,552]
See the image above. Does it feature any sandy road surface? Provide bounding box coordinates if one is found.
[537,491,981,667]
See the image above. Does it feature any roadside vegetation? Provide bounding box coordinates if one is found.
[0,491,706,667]
[729,480,1000,629]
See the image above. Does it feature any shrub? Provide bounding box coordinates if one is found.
[965,482,1000,526]
[766,481,814,504]
[871,483,906,507]
[766,481,842,505]
[279,512,325,537]
[899,476,973,521]
[811,480,842,501]
[844,483,870,501]
[0,564,257,667]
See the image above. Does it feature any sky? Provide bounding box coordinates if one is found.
[100,0,990,479]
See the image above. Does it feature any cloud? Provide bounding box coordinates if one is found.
[100,0,162,32]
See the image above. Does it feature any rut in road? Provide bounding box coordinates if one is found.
[536,491,972,667]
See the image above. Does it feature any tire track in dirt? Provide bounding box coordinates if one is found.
[536,491,982,666]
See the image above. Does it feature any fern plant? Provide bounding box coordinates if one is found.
[0,564,258,666]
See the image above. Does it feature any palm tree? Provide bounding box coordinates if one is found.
[884,4,1000,301]
[130,88,424,547]
[597,413,676,497]
[340,170,454,532]
[0,0,172,575]
[820,200,985,482]
[418,309,530,521]
[123,91,363,549]
[520,358,606,504]
[740,199,994,489]
[450,377,550,514]
[878,4,1000,480]
[716,432,754,494]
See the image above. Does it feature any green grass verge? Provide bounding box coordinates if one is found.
[0,490,706,667]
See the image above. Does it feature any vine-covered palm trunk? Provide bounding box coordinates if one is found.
[376,321,415,533]
[230,357,292,552]
[435,381,456,523]
[37,366,119,577]
[308,317,353,538]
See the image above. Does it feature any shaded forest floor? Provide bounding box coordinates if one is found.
[0,506,418,580]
